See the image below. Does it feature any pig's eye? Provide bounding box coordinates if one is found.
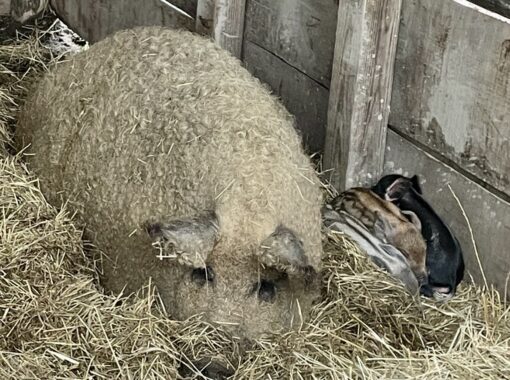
[191,266,215,286]
[252,280,276,303]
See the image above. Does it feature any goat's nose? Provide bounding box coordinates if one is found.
[180,357,235,379]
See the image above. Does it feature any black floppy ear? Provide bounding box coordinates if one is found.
[257,225,315,277]
[145,211,219,267]
[410,175,423,194]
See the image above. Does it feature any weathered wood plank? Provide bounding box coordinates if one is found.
[384,129,510,297]
[390,0,510,195]
[50,0,196,43]
[243,0,337,87]
[323,0,402,191]
[213,0,246,58]
[243,40,328,153]
[196,0,214,35]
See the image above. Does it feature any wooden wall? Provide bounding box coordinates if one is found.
[50,0,196,43]
[390,0,510,195]
[386,0,510,291]
[240,0,510,295]
[242,0,337,153]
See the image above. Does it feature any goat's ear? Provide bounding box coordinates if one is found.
[144,211,219,267]
[401,210,422,231]
[257,225,315,277]
[385,177,414,201]
[410,175,423,194]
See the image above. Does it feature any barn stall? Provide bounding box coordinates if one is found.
[0,0,509,378]
[41,0,510,297]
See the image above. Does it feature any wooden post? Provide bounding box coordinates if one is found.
[323,0,403,191]
[213,0,247,59]
[196,0,215,35]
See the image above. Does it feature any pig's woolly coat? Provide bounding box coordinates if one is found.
[15,26,323,339]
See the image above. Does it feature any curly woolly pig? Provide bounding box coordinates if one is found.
[15,26,323,341]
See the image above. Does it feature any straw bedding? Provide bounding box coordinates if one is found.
[1,23,509,380]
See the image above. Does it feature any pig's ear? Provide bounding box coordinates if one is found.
[401,210,422,231]
[257,225,315,276]
[144,211,219,267]
[410,175,423,194]
[385,177,413,201]
[373,214,392,243]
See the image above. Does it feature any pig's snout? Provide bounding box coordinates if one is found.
[416,271,429,286]
[180,357,235,379]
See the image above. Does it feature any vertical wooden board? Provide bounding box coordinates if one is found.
[390,0,510,195]
[50,0,196,43]
[323,0,402,190]
[196,0,214,35]
[243,0,338,87]
[243,40,329,153]
[213,0,246,58]
[385,129,510,297]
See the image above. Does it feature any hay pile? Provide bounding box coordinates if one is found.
[1,24,509,380]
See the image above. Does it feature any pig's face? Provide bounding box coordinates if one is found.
[391,229,428,284]
[145,212,320,341]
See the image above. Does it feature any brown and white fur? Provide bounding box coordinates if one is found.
[331,188,428,285]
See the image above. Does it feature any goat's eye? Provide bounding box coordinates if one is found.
[252,280,276,303]
[191,266,215,286]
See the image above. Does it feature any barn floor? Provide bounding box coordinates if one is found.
[0,17,509,380]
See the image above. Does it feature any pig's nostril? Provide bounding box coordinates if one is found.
[191,266,215,286]
[180,358,235,379]
[252,280,276,303]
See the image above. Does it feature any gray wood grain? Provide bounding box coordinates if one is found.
[196,0,214,35]
[243,40,329,153]
[384,129,510,297]
[213,0,246,58]
[323,0,402,190]
[243,0,337,87]
[390,0,510,195]
[50,0,196,43]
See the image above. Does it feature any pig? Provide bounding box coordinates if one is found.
[372,174,465,301]
[330,188,428,285]
[322,205,420,295]
[14,26,323,345]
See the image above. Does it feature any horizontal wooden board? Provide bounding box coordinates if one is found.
[243,0,337,87]
[50,0,196,43]
[389,0,510,195]
[243,40,329,153]
[384,129,510,297]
